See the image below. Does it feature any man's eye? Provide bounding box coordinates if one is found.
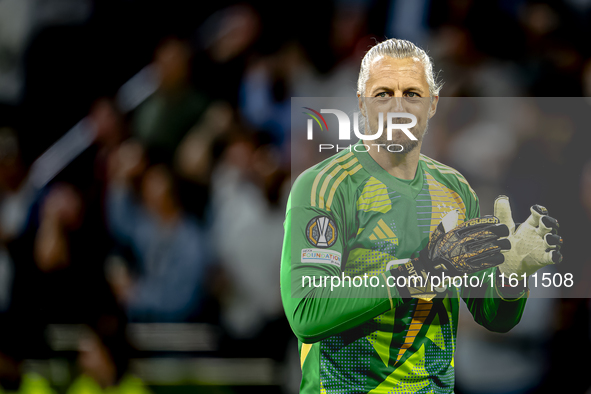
[406,92,420,97]
[376,92,390,98]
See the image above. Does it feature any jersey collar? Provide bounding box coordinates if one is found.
[352,140,424,199]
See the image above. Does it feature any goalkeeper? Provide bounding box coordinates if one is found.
[280,38,562,394]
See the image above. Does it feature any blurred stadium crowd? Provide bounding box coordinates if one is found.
[0,0,590,393]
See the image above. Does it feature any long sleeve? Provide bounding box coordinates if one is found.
[461,267,527,333]
[280,204,405,344]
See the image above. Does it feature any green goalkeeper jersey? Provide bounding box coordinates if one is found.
[280,143,527,394]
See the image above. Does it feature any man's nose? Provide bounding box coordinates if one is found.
[390,97,405,112]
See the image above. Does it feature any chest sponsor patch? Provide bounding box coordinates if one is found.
[305,215,338,248]
[301,248,342,267]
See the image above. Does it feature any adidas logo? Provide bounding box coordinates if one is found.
[368,219,399,245]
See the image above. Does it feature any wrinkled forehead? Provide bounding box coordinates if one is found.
[368,56,425,76]
[365,56,429,89]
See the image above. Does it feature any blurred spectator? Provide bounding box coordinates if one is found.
[238,1,372,149]
[239,42,305,149]
[34,183,84,272]
[89,98,128,182]
[106,141,214,322]
[385,0,431,46]
[10,182,117,318]
[173,100,236,220]
[174,101,234,186]
[67,316,149,394]
[427,24,526,96]
[193,4,261,107]
[2,181,118,365]
[210,134,290,356]
[131,37,209,164]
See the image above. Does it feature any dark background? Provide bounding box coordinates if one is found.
[0,0,590,393]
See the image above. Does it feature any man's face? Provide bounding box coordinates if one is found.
[358,56,438,153]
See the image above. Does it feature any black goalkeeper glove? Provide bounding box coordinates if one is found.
[390,210,510,300]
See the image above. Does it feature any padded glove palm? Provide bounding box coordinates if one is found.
[493,195,562,278]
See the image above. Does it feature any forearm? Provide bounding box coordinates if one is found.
[462,268,527,333]
[282,264,406,343]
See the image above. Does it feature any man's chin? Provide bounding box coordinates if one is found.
[363,137,421,154]
[395,140,420,154]
[377,138,420,154]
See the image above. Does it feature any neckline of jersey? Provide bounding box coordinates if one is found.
[352,140,424,199]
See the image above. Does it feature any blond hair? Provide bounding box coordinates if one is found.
[357,38,442,96]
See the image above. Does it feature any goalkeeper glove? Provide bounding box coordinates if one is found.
[493,195,563,278]
[390,209,510,300]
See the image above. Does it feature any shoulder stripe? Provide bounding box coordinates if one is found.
[421,155,466,179]
[311,152,354,207]
[425,164,467,181]
[318,158,359,209]
[420,155,477,201]
[325,164,363,210]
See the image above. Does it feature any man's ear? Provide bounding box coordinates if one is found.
[357,92,366,117]
[428,96,439,119]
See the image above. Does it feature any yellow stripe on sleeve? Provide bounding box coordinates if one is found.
[310,152,354,207]
[318,158,358,209]
[325,164,363,210]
